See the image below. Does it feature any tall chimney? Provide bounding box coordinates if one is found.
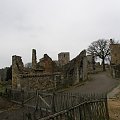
[32,49,37,69]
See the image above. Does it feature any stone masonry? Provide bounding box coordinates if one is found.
[110,42,120,78]
[110,43,120,65]
[32,49,37,69]
[12,49,88,90]
[62,50,88,85]
[58,52,70,66]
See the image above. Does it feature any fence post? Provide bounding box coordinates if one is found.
[21,89,24,107]
[52,92,56,113]
[105,95,110,120]
[20,89,25,120]
[33,90,39,120]
[35,90,39,111]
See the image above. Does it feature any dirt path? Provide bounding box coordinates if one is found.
[66,71,120,120]
[66,72,119,94]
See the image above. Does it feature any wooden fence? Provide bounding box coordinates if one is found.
[37,92,109,120]
[39,99,109,120]
[5,89,109,120]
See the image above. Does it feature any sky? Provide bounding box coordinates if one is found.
[0,0,120,68]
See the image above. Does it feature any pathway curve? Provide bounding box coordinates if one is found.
[66,72,120,94]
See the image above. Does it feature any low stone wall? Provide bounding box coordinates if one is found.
[17,74,55,90]
[111,64,120,78]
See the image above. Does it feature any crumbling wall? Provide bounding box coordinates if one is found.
[62,50,88,86]
[110,44,120,65]
[110,44,120,78]
[12,49,88,90]
[111,64,120,78]
[12,51,60,90]
[58,52,70,66]
[12,55,25,89]
[38,54,57,73]
[87,55,96,73]
[32,49,37,69]
[18,73,57,90]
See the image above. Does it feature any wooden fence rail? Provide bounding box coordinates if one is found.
[39,99,109,120]
[5,89,109,120]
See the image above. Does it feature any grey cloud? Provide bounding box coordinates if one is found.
[1,0,120,68]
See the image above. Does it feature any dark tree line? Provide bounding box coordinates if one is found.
[6,66,12,81]
[0,66,12,81]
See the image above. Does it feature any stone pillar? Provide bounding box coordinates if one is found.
[32,49,37,69]
[12,55,24,89]
[12,55,17,89]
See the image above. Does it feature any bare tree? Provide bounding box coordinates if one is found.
[87,39,110,71]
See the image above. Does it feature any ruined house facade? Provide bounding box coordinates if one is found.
[62,50,87,85]
[110,43,120,78]
[12,49,88,90]
[110,44,120,65]
[58,52,70,66]
[12,50,59,90]
[87,55,96,73]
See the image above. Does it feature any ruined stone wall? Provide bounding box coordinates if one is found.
[111,64,120,78]
[18,73,58,90]
[58,52,70,66]
[87,55,94,73]
[62,50,88,86]
[12,51,60,90]
[12,49,88,90]
[38,54,58,73]
[12,55,25,89]
[110,44,120,65]
[110,44,120,78]
[32,49,37,69]
[83,55,88,80]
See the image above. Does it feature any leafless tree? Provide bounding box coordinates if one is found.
[87,39,110,71]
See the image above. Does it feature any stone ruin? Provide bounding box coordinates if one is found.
[110,42,120,78]
[62,50,87,85]
[12,49,89,90]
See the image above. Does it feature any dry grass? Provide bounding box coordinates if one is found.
[108,97,120,120]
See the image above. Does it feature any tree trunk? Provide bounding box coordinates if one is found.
[102,57,106,71]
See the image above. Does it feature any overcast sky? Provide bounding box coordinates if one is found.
[0,0,120,68]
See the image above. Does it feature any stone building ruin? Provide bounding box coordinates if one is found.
[62,50,87,85]
[58,52,70,66]
[110,44,120,65]
[110,42,120,78]
[12,49,88,90]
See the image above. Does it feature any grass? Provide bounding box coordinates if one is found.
[0,84,6,93]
